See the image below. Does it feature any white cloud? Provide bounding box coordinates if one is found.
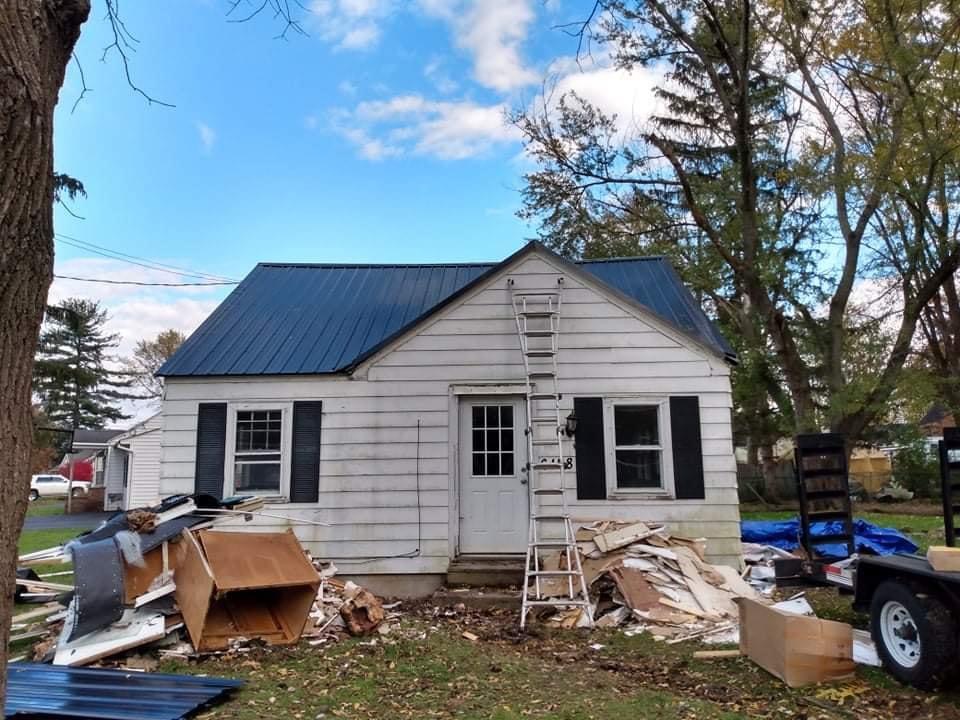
[338,79,358,96]
[197,122,216,153]
[339,94,520,159]
[547,57,662,136]
[418,0,538,92]
[304,114,320,130]
[309,0,394,51]
[47,257,227,427]
[423,57,458,94]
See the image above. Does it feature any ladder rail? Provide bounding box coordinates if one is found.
[509,277,593,629]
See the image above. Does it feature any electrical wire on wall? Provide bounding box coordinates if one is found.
[335,418,423,564]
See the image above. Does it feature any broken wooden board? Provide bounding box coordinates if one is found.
[53,611,167,667]
[608,567,664,611]
[927,545,960,572]
[593,522,656,553]
[713,565,759,600]
[675,554,737,618]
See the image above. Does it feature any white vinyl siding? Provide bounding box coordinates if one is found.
[160,250,740,570]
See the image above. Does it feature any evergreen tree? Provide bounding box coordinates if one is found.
[33,298,134,429]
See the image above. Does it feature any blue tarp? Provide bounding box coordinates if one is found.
[741,517,919,557]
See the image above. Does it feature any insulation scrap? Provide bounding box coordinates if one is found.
[538,521,759,642]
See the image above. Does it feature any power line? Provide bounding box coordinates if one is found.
[55,233,240,282]
[54,274,238,287]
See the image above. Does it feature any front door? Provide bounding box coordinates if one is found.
[458,397,528,554]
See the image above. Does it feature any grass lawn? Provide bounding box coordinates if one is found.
[157,608,959,720]
[740,510,946,552]
[26,498,66,518]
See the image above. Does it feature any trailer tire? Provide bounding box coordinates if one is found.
[870,580,960,690]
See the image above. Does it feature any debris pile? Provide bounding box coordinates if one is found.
[535,521,758,642]
[12,493,395,669]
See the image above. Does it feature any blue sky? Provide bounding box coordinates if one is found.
[50,0,654,386]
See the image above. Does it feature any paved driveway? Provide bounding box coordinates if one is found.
[23,512,112,531]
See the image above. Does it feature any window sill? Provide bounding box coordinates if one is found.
[606,489,674,501]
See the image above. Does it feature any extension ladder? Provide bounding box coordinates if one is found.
[509,277,593,629]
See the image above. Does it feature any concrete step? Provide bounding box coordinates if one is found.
[446,555,524,587]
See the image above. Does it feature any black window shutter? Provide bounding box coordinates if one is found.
[574,397,606,500]
[290,401,323,503]
[670,396,705,499]
[195,403,227,499]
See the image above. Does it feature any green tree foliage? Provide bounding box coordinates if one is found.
[33,298,135,429]
[516,0,960,449]
[121,328,186,400]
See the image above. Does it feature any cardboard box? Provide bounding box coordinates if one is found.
[738,598,855,687]
[174,529,320,651]
[927,546,960,572]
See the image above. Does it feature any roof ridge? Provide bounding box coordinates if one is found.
[257,255,666,270]
[256,261,497,269]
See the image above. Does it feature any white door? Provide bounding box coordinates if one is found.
[459,397,528,554]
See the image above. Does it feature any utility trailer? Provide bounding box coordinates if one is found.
[772,430,960,690]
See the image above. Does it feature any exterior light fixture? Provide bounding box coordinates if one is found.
[564,412,578,437]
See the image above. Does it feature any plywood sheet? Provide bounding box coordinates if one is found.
[198,530,320,590]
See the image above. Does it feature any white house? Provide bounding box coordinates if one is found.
[157,243,740,594]
[103,413,163,511]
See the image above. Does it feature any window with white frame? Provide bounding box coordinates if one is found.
[606,401,669,492]
[233,409,283,494]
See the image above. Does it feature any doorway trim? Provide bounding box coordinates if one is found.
[447,383,528,558]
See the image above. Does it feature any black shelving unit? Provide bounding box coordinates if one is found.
[794,433,855,559]
[940,427,960,547]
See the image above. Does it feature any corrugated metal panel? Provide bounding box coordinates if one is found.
[5,663,242,720]
[158,244,734,377]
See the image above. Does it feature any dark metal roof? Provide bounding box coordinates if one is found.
[72,429,124,447]
[5,663,242,720]
[159,243,734,377]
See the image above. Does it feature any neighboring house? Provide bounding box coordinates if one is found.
[157,242,740,593]
[56,429,124,486]
[103,413,163,511]
[920,403,956,438]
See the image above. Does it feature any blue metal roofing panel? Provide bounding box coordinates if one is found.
[5,663,242,720]
[158,245,733,377]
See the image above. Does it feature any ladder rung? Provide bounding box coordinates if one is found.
[527,570,581,577]
[528,371,556,378]
[526,350,555,357]
[524,330,555,337]
[520,311,558,319]
[531,416,558,423]
[532,462,562,469]
[532,488,564,495]
[516,291,561,297]
[531,439,559,445]
[529,393,558,400]
[533,514,568,521]
[531,541,573,548]
[523,600,592,607]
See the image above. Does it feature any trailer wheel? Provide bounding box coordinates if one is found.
[870,580,960,690]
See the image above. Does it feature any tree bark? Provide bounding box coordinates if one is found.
[0,0,89,704]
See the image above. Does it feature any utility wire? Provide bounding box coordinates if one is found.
[55,233,239,282]
[54,274,238,287]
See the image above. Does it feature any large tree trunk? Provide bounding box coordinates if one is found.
[0,0,89,703]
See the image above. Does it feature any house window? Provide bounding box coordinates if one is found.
[234,409,283,494]
[471,404,515,476]
[604,400,671,493]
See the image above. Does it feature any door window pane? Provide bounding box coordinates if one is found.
[469,404,516,477]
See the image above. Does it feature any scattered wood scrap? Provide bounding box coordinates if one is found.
[538,520,759,641]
